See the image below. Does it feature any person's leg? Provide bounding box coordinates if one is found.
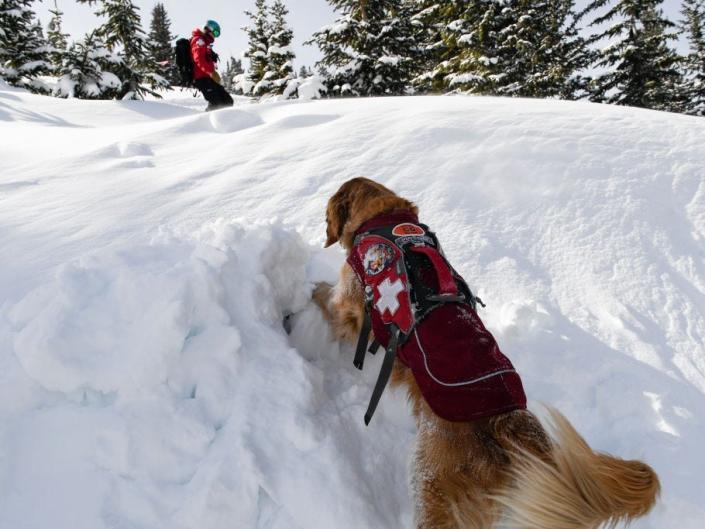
[193,77,221,111]
[211,82,234,108]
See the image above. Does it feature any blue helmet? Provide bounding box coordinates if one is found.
[205,19,221,38]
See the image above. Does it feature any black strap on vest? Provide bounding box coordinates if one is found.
[368,339,380,355]
[353,311,372,370]
[353,309,397,425]
[363,325,399,426]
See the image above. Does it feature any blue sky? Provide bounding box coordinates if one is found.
[35,0,688,72]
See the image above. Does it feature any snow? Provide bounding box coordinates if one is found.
[448,72,482,85]
[1,84,705,529]
[319,20,350,35]
[377,55,403,66]
[295,76,327,100]
[54,74,78,98]
[268,44,294,55]
[234,73,254,96]
[280,76,326,101]
[447,19,464,31]
[18,60,50,73]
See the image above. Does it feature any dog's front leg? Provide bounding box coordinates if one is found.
[312,281,335,322]
[312,263,365,343]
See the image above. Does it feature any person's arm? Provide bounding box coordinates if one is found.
[191,37,215,76]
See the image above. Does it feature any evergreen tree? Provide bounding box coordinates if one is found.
[54,30,122,99]
[521,0,594,99]
[426,0,592,98]
[222,55,244,92]
[148,2,177,86]
[0,0,51,92]
[77,0,168,99]
[308,0,420,96]
[411,2,472,93]
[681,0,705,115]
[315,62,330,79]
[47,0,69,70]
[407,0,447,92]
[264,0,295,96]
[587,0,684,112]
[243,0,270,96]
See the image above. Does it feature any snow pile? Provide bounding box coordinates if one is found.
[0,217,417,529]
[2,222,304,526]
[1,85,705,529]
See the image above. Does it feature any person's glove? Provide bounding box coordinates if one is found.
[211,71,222,84]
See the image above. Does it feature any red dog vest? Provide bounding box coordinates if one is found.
[347,211,526,423]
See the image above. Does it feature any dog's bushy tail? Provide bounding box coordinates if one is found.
[493,408,660,529]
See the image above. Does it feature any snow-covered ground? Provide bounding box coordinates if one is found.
[1,82,704,529]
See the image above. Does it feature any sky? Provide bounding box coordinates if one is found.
[34,0,687,72]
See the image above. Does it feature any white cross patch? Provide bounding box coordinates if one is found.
[375,277,404,316]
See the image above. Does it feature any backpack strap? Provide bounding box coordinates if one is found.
[367,339,380,355]
[353,308,373,370]
[364,324,399,426]
[352,284,400,426]
[353,285,377,370]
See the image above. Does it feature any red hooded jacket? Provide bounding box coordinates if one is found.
[190,28,216,80]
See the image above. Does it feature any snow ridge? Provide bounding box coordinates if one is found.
[1,86,705,528]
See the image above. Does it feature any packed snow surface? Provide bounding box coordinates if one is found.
[1,83,705,529]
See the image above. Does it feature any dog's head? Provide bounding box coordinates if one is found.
[324,177,418,249]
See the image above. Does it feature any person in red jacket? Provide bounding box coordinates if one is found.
[191,20,233,111]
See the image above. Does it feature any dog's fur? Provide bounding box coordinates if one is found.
[314,177,660,529]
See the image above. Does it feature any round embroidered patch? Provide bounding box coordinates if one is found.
[363,243,395,276]
[392,223,425,236]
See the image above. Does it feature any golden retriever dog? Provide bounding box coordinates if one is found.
[313,177,659,529]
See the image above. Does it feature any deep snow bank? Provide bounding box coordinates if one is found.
[1,85,705,528]
[0,220,417,529]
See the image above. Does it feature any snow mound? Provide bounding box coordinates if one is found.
[209,107,264,133]
[0,219,415,529]
[116,141,154,157]
[270,113,341,129]
[1,84,705,529]
[2,221,311,528]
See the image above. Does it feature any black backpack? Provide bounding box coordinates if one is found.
[174,38,194,87]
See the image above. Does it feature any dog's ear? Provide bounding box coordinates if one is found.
[325,191,349,247]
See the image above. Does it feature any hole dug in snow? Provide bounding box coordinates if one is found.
[1,219,347,529]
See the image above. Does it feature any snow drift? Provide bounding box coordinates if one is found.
[1,83,704,529]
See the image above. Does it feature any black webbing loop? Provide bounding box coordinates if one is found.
[368,339,380,355]
[353,310,372,370]
[364,326,399,426]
